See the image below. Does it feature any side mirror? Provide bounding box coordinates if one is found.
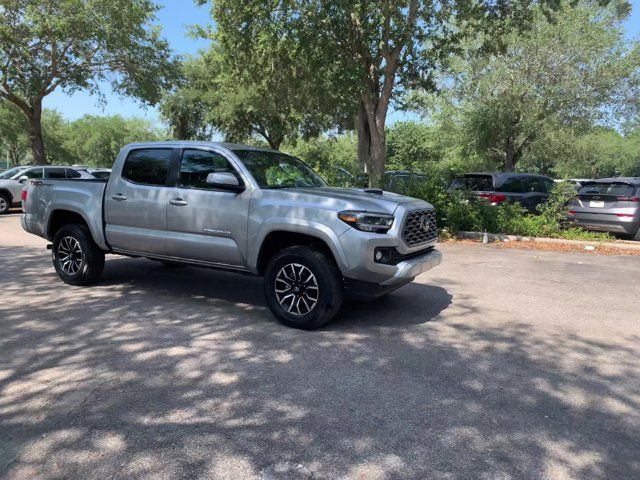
[18,175,29,183]
[205,172,245,192]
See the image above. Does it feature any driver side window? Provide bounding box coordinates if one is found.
[178,149,241,189]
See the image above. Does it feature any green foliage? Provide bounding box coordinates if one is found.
[407,0,640,172]
[410,180,611,240]
[282,134,358,185]
[0,0,176,164]
[62,115,162,167]
[0,0,175,104]
[0,101,29,167]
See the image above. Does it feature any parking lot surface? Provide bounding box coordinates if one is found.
[1,213,639,479]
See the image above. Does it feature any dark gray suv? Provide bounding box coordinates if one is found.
[567,178,640,239]
[448,173,555,213]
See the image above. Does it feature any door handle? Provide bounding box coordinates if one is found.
[111,194,127,201]
[169,198,188,206]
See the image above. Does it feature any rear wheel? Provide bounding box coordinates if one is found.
[0,193,10,214]
[52,224,105,286]
[264,246,343,330]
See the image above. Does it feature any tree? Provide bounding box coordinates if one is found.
[165,33,349,150]
[205,0,560,186]
[446,1,640,171]
[0,0,176,165]
[0,101,29,167]
[160,58,212,141]
[63,115,162,167]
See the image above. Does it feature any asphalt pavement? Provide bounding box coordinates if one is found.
[1,213,639,479]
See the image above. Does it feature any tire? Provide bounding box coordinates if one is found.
[264,245,343,330]
[52,224,105,286]
[0,193,10,215]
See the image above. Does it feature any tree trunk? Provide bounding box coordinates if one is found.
[266,136,282,151]
[505,134,516,172]
[356,100,371,174]
[368,131,386,189]
[361,93,388,189]
[28,101,47,165]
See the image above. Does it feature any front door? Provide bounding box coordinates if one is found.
[105,148,174,255]
[165,148,250,268]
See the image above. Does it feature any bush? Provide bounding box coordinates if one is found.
[402,176,611,241]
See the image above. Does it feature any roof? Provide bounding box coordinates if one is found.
[124,140,277,153]
[582,177,640,185]
[459,172,553,180]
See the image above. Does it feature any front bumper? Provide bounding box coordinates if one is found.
[337,219,442,286]
[379,248,442,286]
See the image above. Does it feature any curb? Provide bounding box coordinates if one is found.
[456,231,640,251]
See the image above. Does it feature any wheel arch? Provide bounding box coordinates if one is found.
[255,229,345,276]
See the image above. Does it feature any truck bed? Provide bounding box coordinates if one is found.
[23,178,109,249]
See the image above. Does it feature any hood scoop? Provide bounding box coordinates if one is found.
[363,188,383,195]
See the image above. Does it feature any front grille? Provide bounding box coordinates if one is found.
[402,209,437,246]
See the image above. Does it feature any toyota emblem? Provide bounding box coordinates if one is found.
[420,215,431,232]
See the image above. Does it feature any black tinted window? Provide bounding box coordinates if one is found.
[46,168,67,179]
[178,150,239,189]
[449,175,494,191]
[523,177,547,193]
[578,182,637,196]
[66,169,81,179]
[499,177,525,193]
[24,168,43,179]
[122,149,171,186]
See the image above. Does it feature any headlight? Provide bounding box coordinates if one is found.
[338,210,394,233]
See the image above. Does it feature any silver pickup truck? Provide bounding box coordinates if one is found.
[22,141,442,329]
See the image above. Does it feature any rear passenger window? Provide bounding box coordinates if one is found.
[178,149,240,189]
[66,169,81,179]
[46,168,67,179]
[500,178,524,193]
[122,149,172,186]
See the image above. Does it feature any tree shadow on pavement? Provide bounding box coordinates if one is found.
[0,246,639,479]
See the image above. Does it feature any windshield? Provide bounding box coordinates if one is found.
[0,166,28,179]
[578,182,636,196]
[233,150,328,189]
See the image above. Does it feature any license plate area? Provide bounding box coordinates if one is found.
[589,200,605,208]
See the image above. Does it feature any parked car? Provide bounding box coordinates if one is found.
[448,173,555,213]
[567,177,640,239]
[0,165,95,214]
[22,141,442,329]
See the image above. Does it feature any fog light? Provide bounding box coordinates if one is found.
[375,250,383,261]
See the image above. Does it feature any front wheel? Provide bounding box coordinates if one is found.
[264,246,343,330]
[52,224,105,286]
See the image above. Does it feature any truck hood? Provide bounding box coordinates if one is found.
[262,186,429,214]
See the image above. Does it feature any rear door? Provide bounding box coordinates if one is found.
[520,176,552,212]
[104,148,174,255]
[165,148,250,267]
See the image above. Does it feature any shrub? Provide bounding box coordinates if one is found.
[401,176,611,241]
